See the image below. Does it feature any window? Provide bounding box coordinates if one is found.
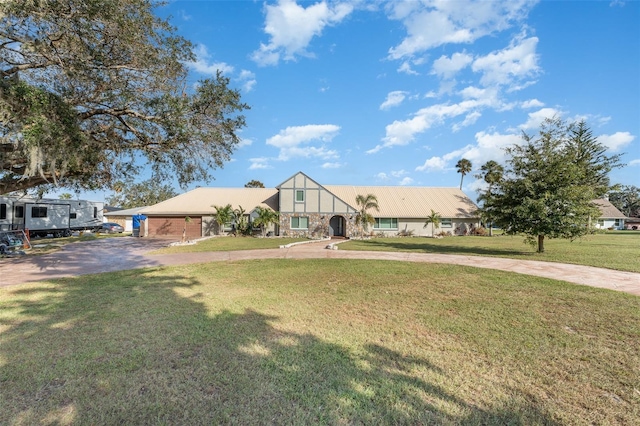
[93,207,98,219]
[31,206,47,218]
[614,219,621,227]
[373,218,398,229]
[597,219,605,227]
[441,219,452,228]
[0,204,6,220]
[70,212,77,219]
[295,190,305,202]
[291,216,309,229]
[14,205,24,218]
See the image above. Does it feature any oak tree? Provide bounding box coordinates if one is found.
[0,0,248,194]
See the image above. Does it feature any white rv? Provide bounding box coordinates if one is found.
[0,196,104,238]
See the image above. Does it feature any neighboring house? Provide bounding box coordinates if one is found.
[592,198,627,230]
[140,171,479,239]
[104,206,149,232]
[624,218,640,231]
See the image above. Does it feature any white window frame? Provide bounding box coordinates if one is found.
[295,190,305,203]
[373,218,398,230]
[291,216,309,229]
[441,219,452,228]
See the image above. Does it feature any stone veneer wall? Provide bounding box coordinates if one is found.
[280,213,357,238]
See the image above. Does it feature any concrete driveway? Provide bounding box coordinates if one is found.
[1,238,639,296]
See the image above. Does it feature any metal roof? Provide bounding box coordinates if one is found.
[593,199,627,219]
[140,188,279,215]
[324,185,478,218]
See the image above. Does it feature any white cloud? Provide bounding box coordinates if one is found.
[267,124,340,161]
[398,61,419,75]
[369,96,499,153]
[519,107,562,130]
[321,162,342,169]
[471,35,540,90]
[415,156,447,172]
[521,99,544,109]
[598,132,635,152]
[390,169,408,178]
[376,172,389,181]
[249,158,271,170]
[399,177,414,185]
[252,0,353,66]
[431,52,473,79]
[629,159,640,166]
[380,91,409,110]
[237,138,253,148]
[188,44,234,75]
[452,111,482,132]
[238,70,257,92]
[387,0,537,60]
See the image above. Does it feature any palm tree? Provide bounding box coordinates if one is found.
[182,216,192,242]
[213,204,234,235]
[354,193,379,237]
[423,209,441,237]
[233,205,248,235]
[253,206,279,237]
[455,158,472,190]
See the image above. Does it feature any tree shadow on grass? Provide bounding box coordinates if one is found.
[353,238,535,258]
[0,268,558,425]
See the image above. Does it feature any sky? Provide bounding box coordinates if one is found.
[66,0,640,202]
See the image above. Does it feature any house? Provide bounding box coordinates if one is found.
[592,198,626,230]
[140,171,480,239]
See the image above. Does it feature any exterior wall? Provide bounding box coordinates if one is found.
[278,173,357,236]
[148,216,202,238]
[280,213,357,238]
[595,218,625,230]
[370,218,481,237]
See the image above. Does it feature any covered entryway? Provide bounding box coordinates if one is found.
[329,215,345,237]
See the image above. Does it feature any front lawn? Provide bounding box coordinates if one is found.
[1,260,638,424]
[340,232,640,272]
[152,236,312,254]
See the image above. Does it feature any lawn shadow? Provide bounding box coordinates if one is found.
[0,267,558,424]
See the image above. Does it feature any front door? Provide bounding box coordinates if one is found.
[329,215,344,237]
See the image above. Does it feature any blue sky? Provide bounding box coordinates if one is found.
[73,0,640,201]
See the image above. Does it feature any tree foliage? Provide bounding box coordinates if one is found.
[213,204,234,235]
[244,180,265,188]
[253,206,279,237]
[488,118,623,252]
[0,0,249,194]
[609,185,640,218]
[354,194,379,236]
[106,178,177,209]
[475,160,504,236]
[423,209,441,237]
[455,158,472,190]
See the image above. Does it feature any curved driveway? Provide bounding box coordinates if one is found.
[1,238,639,296]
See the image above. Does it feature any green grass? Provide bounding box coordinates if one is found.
[1,260,638,424]
[152,236,312,254]
[340,232,640,272]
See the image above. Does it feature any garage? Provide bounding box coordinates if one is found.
[147,216,202,239]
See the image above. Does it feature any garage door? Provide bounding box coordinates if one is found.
[148,216,202,239]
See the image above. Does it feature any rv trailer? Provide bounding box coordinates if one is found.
[0,196,104,238]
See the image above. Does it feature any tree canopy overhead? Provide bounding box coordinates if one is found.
[487,118,623,252]
[0,0,249,194]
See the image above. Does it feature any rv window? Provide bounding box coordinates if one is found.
[94,207,98,218]
[31,206,47,218]
[70,212,77,219]
[0,204,6,220]
[14,205,24,218]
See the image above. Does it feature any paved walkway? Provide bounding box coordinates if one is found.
[1,238,639,296]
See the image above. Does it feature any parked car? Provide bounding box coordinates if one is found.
[101,222,124,233]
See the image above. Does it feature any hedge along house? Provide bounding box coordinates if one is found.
[140,188,279,239]
[139,171,479,239]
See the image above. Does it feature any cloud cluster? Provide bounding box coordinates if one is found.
[252,0,353,66]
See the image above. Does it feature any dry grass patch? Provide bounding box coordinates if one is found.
[0,260,638,425]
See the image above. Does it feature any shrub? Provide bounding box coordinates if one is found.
[436,231,452,237]
[472,226,487,236]
[397,229,415,237]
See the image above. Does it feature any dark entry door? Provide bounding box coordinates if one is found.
[329,216,344,237]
